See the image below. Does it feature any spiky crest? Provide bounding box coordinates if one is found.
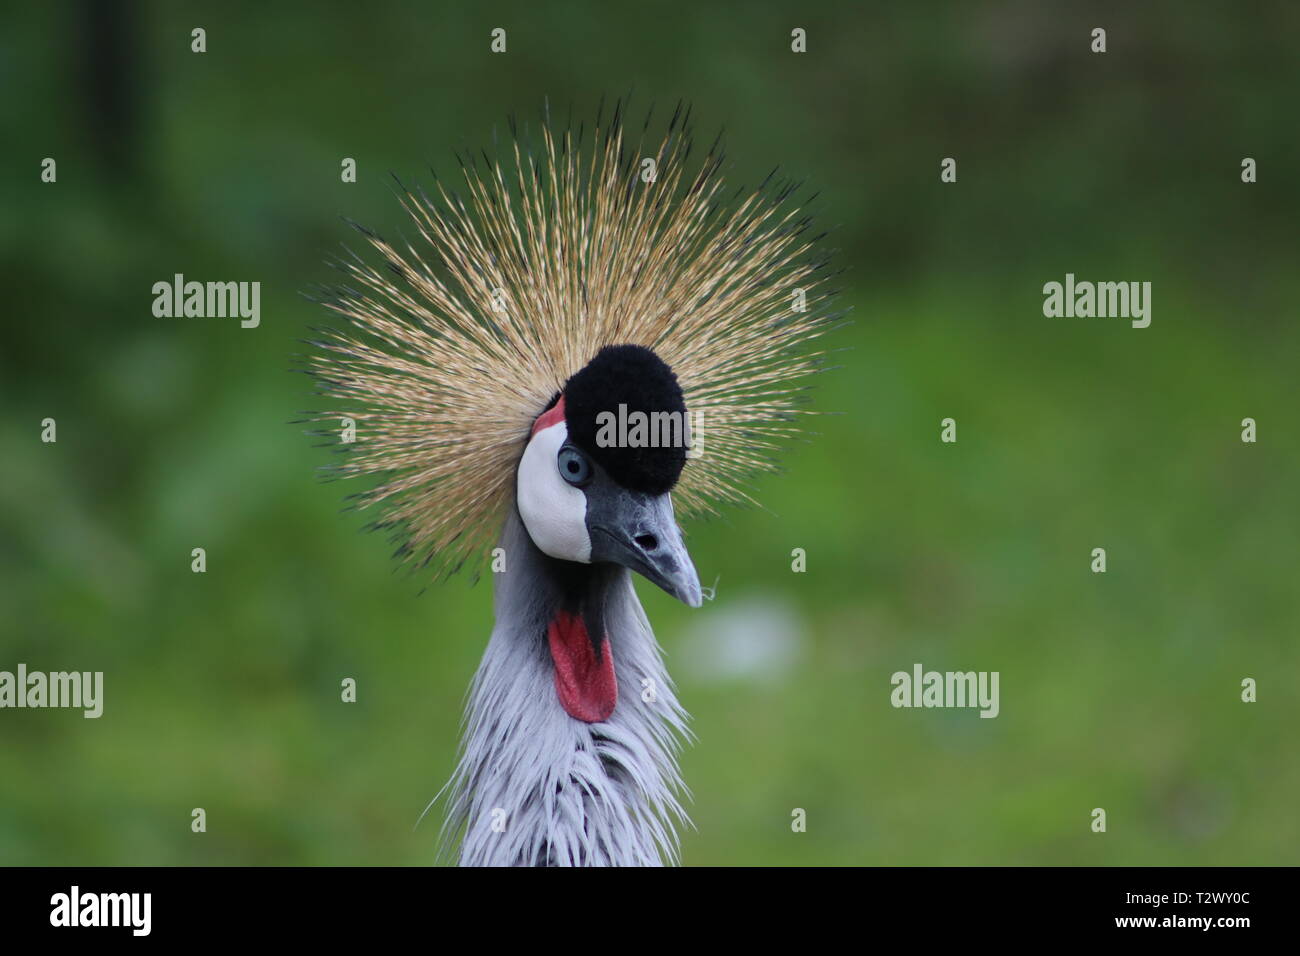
[304,100,839,578]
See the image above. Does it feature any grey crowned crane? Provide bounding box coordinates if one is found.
[306,101,836,865]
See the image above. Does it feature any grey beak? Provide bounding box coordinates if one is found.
[587,489,703,607]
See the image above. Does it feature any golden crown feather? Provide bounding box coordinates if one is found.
[303,99,841,578]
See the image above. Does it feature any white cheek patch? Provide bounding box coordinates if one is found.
[516,421,592,563]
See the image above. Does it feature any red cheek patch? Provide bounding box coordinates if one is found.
[547,609,617,723]
[531,395,566,436]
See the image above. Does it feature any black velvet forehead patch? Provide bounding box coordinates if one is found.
[563,344,688,495]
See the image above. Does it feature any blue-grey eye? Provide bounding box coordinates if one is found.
[557,446,591,486]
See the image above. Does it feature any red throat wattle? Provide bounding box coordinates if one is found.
[547,610,617,723]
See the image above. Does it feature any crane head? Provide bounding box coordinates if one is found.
[516,345,703,607]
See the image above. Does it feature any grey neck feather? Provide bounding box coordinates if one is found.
[440,508,692,866]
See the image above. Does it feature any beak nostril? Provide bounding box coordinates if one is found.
[634,533,658,552]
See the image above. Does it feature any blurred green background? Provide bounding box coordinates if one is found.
[2,1,1297,865]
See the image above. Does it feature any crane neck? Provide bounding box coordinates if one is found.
[441,507,691,866]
